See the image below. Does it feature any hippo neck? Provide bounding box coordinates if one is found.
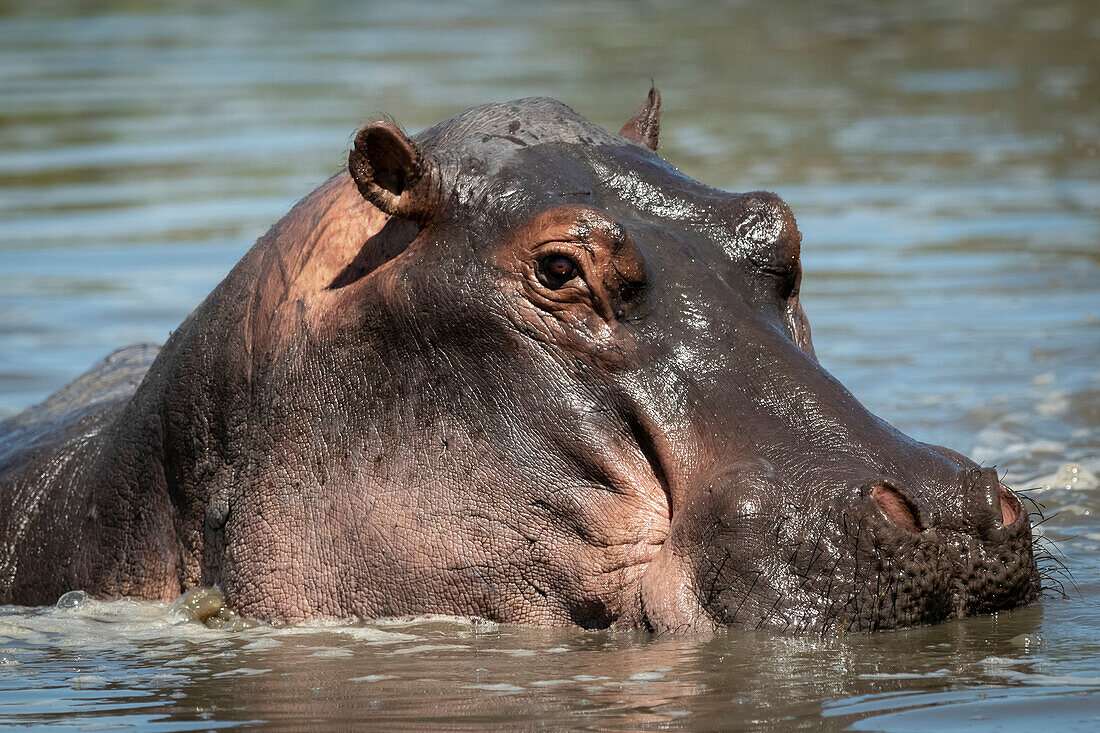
[99,172,396,588]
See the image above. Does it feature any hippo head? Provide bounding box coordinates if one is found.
[223,91,1039,633]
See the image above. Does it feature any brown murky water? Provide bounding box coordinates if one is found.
[1,0,1098,729]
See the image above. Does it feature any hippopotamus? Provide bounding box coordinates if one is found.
[0,91,1038,633]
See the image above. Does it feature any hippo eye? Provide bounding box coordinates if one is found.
[761,264,799,300]
[539,254,580,288]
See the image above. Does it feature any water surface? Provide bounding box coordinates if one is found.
[1,0,1098,729]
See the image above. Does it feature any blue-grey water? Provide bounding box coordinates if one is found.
[1,0,1098,729]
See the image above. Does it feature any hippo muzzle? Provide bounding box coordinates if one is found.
[638,465,1037,633]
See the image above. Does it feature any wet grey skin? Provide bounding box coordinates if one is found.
[0,91,1039,634]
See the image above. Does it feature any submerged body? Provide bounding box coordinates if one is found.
[0,93,1038,633]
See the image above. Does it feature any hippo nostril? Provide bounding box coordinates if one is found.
[871,483,923,534]
[998,483,1021,526]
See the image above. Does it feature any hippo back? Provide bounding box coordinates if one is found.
[0,345,159,466]
[0,344,160,603]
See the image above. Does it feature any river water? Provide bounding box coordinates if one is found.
[0,0,1097,729]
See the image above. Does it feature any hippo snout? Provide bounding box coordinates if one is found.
[639,463,1038,635]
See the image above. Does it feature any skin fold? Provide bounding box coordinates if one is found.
[0,91,1039,633]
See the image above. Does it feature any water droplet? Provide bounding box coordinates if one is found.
[55,590,88,609]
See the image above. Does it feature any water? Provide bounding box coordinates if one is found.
[0,0,1097,728]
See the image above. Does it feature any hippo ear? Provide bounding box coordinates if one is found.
[618,86,661,151]
[348,121,438,223]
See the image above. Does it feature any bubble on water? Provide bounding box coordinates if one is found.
[55,590,89,609]
[0,653,17,666]
[309,648,353,659]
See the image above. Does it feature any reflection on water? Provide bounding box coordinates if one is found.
[0,0,1098,728]
[1,594,1093,730]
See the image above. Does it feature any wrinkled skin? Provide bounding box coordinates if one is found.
[0,92,1039,633]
